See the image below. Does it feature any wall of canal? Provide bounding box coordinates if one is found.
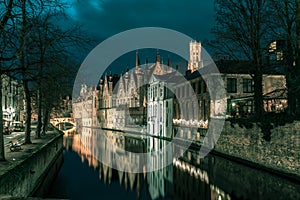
[0,131,64,198]
[215,120,300,180]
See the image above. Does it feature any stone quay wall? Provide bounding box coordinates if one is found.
[215,120,300,177]
[0,132,64,197]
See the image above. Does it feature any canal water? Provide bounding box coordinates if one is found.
[44,127,300,200]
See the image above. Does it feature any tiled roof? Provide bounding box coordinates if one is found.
[153,71,185,84]
[264,88,287,99]
[215,60,284,75]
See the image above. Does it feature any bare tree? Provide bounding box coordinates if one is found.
[27,15,90,137]
[0,0,90,159]
[269,0,300,115]
[296,0,300,113]
[16,0,86,142]
[210,0,273,119]
[0,0,17,161]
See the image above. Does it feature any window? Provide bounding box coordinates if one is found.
[160,125,162,136]
[227,78,237,93]
[244,100,254,115]
[4,96,7,109]
[243,79,254,93]
[166,113,168,127]
[159,103,162,122]
[276,51,283,61]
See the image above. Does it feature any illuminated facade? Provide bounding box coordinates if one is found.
[147,72,177,138]
[74,41,287,135]
[73,84,98,129]
[188,41,203,72]
[2,75,23,126]
[98,51,173,130]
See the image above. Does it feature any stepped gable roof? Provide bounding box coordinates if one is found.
[148,62,161,75]
[99,74,120,93]
[131,70,137,85]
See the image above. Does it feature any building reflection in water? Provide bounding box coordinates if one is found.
[62,127,299,200]
[62,127,230,200]
[63,128,147,198]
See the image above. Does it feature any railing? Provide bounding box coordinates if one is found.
[173,119,208,128]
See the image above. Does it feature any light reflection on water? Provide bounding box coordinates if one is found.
[46,127,300,200]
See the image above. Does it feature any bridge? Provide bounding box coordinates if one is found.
[51,117,76,127]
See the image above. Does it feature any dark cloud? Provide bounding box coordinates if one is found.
[63,0,216,75]
[67,0,215,42]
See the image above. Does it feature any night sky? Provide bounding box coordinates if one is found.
[59,0,217,86]
[63,0,216,73]
[66,0,215,42]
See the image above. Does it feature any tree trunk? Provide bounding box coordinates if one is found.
[42,108,50,135]
[296,0,300,114]
[287,77,297,115]
[23,79,32,144]
[20,0,31,144]
[0,76,5,161]
[286,19,297,115]
[36,88,42,138]
[254,73,264,118]
[253,44,264,119]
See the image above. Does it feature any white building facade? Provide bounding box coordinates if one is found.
[147,73,175,138]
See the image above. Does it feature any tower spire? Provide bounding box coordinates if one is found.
[145,56,149,69]
[136,50,140,70]
[167,56,172,73]
[156,50,160,64]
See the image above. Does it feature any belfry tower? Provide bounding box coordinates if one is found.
[188,41,203,72]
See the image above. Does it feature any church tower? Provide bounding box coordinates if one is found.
[188,41,203,72]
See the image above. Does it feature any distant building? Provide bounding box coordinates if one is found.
[268,40,285,62]
[216,60,287,117]
[52,95,73,118]
[1,75,23,126]
[73,84,98,129]
[188,41,203,72]
[74,40,287,136]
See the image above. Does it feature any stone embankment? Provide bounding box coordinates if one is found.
[0,129,64,198]
[214,120,300,180]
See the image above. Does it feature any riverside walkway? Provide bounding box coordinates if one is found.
[0,126,66,199]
